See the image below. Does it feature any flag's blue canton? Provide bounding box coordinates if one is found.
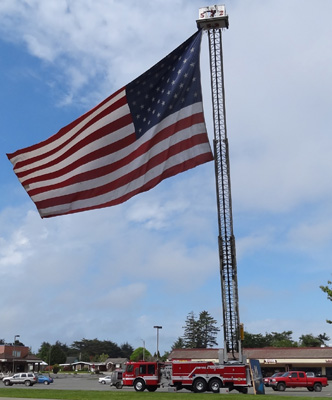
[127,30,203,139]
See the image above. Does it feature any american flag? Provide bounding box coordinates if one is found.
[7,29,213,218]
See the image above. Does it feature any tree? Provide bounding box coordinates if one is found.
[320,280,332,324]
[50,341,67,364]
[172,337,185,350]
[130,347,152,361]
[299,333,330,347]
[97,353,109,362]
[37,342,52,363]
[182,311,220,348]
[70,338,122,359]
[266,331,296,347]
[120,342,134,358]
[183,311,198,348]
[196,311,219,348]
[243,331,297,348]
[243,332,269,348]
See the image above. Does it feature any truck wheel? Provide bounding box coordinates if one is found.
[314,383,322,392]
[209,378,222,393]
[277,382,286,391]
[115,381,123,389]
[147,385,158,392]
[4,381,10,386]
[24,380,32,387]
[193,378,207,393]
[134,378,146,392]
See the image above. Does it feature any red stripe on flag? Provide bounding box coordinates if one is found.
[8,87,125,164]
[35,133,212,212]
[26,112,205,196]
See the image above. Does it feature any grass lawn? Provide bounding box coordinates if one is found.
[0,389,323,400]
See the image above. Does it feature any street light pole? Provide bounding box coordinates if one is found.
[13,335,20,374]
[153,326,162,359]
[141,339,145,361]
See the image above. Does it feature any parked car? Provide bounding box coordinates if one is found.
[2,372,37,386]
[37,374,54,385]
[263,372,284,387]
[99,376,112,384]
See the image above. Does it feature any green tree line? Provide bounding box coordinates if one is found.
[37,339,134,365]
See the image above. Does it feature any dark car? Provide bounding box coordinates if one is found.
[37,374,54,385]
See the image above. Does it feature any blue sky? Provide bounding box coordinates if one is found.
[1,0,332,356]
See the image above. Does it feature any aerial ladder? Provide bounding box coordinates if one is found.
[197,5,243,363]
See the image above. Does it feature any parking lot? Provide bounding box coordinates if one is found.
[1,374,332,397]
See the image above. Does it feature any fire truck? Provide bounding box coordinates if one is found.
[123,6,257,394]
[122,359,250,393]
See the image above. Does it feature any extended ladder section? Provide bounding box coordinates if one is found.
[197,5,242,362]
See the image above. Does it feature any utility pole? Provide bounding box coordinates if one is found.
[13,334,20,373]
[141,339,145,361]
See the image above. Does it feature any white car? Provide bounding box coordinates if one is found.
[99,376,112,384]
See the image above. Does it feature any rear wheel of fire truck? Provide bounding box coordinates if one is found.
[193,378,207,393]
[313,383,322,392]
[134,378,146,392]
[208,378,222,393]
[147,385,158,392]
[276,382,286,391]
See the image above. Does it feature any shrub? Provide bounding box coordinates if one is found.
[53,364,60,374]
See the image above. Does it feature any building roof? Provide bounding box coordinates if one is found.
[0,352,43,363]
[169,347,332,361]
[105,358,128,364]
[244,347,332,359]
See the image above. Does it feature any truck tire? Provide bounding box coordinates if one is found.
[24,380,32,386]
[115,381,123,389]
[134,378,146,392]
[313,383,322,392]
[193,378,207,393]
[209,378,222,393]
[277,382,286,391]
[147,385,158,392]
[4,380,11,386]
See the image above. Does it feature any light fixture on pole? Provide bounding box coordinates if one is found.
[153,326,162,358]
[13,335,20,373]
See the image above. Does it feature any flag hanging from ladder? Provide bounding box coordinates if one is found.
[7,29,213,218]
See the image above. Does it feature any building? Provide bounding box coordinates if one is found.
[0,344,44,374]
[168,347,332,379]
[60,357,128,372]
